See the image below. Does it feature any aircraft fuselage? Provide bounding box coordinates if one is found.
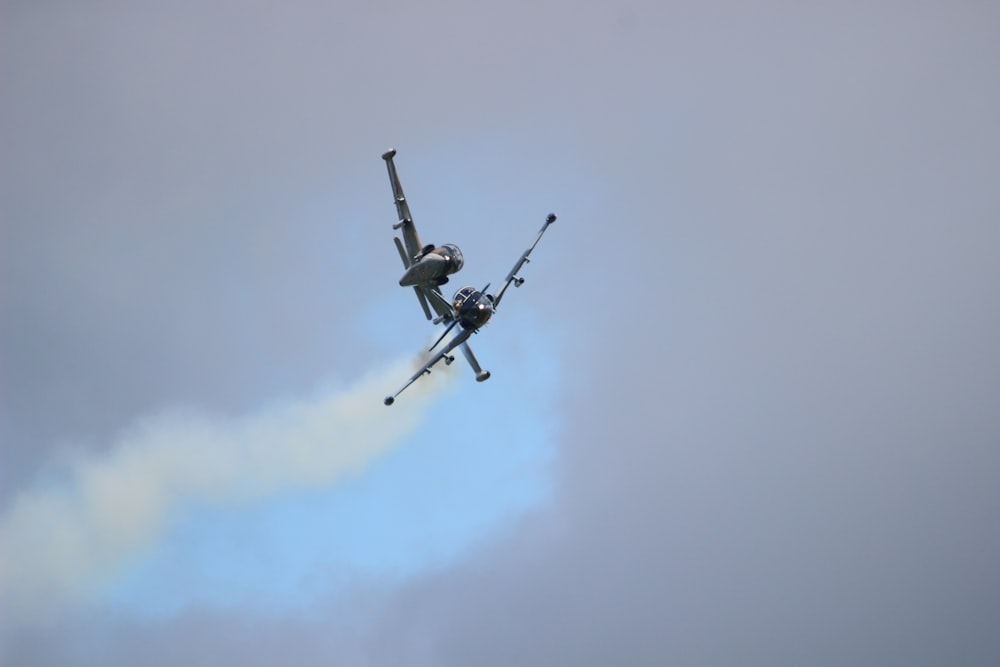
[452,286,495,329]
[398,243,464,287]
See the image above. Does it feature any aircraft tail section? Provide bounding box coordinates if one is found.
[412,287,432,320]
[394,236,431,318]
[393,236,411,268]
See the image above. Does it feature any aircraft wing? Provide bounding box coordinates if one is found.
[382,149,423,261]
[493,213,556,309]
[393,237,434,320]
[384,327,473,405]
[408,282,454,323]
[420,285,456,322]
[392,223,454,323]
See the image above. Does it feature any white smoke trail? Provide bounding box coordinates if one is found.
[0,354,454,622]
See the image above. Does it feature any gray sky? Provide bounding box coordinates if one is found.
[3,1,1000,665]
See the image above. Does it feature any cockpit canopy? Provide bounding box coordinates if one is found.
[452,285,478,310]
[433,244,464,273]
[452,285,494,329]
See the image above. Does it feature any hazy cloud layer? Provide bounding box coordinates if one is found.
[3,0,999,665]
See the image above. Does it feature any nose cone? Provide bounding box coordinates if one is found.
[459,296,494,329]
[399,254,446,286]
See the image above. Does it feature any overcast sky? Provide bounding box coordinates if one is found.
[3,1,1000,665]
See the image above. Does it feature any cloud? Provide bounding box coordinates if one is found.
[0,355,454,623]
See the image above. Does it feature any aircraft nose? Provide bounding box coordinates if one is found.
[459,298,493,328]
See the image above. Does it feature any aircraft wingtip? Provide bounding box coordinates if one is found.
[382,148,397,160]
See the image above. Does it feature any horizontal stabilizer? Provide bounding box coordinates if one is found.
[427,289,456,323]
[413,287,432,320]
[394,236,411,268]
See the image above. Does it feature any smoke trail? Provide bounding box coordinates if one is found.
[0,354,454,622]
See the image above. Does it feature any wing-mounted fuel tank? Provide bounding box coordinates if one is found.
[399,243,464,286]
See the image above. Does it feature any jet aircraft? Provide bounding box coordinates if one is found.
[380,148,556,406]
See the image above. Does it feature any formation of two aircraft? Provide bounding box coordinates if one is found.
[380,149,556,405]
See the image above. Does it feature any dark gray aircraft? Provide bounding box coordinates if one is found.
[381,148,556,406]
